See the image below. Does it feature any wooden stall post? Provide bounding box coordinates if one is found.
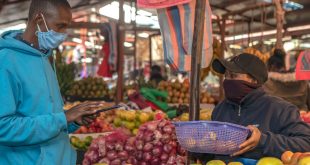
[187,0,207,163]
[219,18,226,100]
[149,35,153,67]
[116,0,125,103]
[274,0,284,49]
[133,0,138,71]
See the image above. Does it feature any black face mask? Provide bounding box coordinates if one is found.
[223,79,261,104]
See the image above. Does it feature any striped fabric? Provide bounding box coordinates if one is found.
[138,0,192,9]
[157,0,213,72]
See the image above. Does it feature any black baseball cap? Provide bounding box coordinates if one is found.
[212,53,268,84]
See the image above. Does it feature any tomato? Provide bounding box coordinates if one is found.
[281,151,294,164]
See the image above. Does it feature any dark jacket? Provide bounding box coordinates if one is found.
[263,72,310,111]
[195,88,310,163]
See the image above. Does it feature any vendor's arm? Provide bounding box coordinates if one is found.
[233,105,310,157]
[257,105,310,157]
[0,68,68,146]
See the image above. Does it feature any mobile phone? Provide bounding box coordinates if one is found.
[95,105,122,113]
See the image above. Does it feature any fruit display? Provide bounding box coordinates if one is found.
[56,63,76,96]
[177,108,213,121]
[83,119,186,165]
[157,80,215,104]
[66,77,110,100]
[300,111,310,124]
[243,47,271,63]
[74,118,114,134]
[113,110,166,135]
[70,136,93,151]
[281,151,310,165]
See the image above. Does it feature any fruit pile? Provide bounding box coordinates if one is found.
[281,151,310,165]
[74,118,113,134]
[177,108,213,121]
[70,136,93,151]
[83,119,186,165]
[66,77,109,100]
[158,80,215,104]
[300,111,310,123]
[56,63,76,96]
[113,110,165,135]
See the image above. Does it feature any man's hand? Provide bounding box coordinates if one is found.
[231,125,261,156]
[65,101,105,126]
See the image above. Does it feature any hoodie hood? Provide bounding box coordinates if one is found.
[0,30,51,57]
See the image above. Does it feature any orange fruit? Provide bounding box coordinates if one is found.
[290,152,303,165]
[281,151,294,164]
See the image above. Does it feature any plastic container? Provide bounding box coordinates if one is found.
[173,121,250,155]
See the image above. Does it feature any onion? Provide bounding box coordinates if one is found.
[151,158,160,165]
[147,122,157,131]
[167,155,176,165]
[154,141,163,147]
[135,140,144,150]
[154,130,162,140]
[118,151,129,161]
[126,137,136,145]
[110,159,121,165]
[107,151,118,160]
[143,152,152,161]
[163,125,173,134]
[98,158,110,164]
[143,143,153,152]
[140,161,148,165]
[152,146,163,157]
[115,142,124,151]
[127,157,137,164]
[106,143,115,151]
[160,153,169,161]
[163,144,172,153]
[161,134,171,143]
[135,151,143,160]
[158,120,166,128]
[124,144,134,151]
[169,141,177,148]
[136,133,144,140]
[178,145,186,155]
[144,132,154,142]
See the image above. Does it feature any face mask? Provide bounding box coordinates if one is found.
[36,14,67,50]
[223,79,261,104]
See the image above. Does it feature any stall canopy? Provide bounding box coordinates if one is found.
[1,0,310,38]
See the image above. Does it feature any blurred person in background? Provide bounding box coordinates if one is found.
[264,49,310,111]
[150,65,165,84]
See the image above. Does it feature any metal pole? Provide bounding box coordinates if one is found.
[188,0,207,163]
[133,0,137,71]
[149,35,153,67]
[116,0,125,103]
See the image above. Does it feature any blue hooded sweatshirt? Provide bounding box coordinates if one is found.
[0,30,79,165]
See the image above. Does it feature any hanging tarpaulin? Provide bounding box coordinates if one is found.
[137,0,192,9]
[155,0,213,72]
[296,50,310,80]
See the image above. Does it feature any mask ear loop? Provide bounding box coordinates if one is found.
[40,13,49,31]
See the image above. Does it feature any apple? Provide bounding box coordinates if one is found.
[257,157,283,165]
[80,126,88,134]
[298,155,310,165]
[206,160,226,165]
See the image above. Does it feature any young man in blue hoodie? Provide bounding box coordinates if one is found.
[0,0,103,164]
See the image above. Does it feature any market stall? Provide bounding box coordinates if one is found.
[0,0,310,165]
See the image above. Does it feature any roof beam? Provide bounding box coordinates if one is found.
[211,3,275,28]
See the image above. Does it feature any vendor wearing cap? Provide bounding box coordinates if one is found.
[195,53,310,163]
